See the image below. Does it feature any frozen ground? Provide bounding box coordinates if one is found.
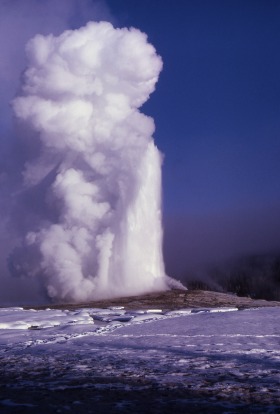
[0,305,279,413]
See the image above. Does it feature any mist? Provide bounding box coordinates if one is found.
[164,204,280,297]
[0,1,175,305]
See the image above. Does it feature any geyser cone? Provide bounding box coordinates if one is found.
[12,21,172,302]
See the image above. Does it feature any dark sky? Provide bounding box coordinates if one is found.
[108,0,280,213]
[106,0,280,277]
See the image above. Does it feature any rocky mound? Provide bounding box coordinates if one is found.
[31,289,280,311]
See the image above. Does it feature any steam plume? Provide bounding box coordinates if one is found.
[11,21,171,302]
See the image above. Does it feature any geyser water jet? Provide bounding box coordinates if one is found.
[12,21,173,302]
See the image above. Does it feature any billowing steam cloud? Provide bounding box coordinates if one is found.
[10,21,172,302]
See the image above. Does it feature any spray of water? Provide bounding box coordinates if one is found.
[12,21,174,302]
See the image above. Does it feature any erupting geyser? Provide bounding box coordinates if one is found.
[12,21,172,302]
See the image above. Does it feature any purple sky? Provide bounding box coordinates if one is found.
[106,0,280,278]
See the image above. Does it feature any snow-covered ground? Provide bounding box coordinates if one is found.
[0,305,279,413]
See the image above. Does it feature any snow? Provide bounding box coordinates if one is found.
[0,305,279,412]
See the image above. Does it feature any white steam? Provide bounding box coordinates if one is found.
[13,21,171,302]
